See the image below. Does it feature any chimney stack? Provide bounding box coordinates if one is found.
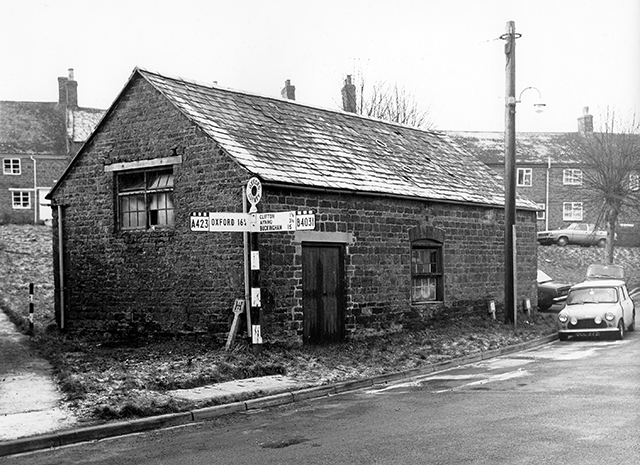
[58,68,78,108]
[281,79,296,100]
[578,106,593,134]
[341,75,357,113]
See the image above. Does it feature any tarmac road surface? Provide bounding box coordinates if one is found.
[4,327,639,465]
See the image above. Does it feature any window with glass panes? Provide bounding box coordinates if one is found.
[516,168,532,186]
[563,169,583,185]
[12,191,30,209]
[3,158,21,175]
[117,169,174,230]
[411,240,443,302]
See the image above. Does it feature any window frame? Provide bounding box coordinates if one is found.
[563,202,583,221]
[3,158,21,175]
[629,172,640,192]
[11,191,31,209]
[516,168,532,187]
[536,203,546,220]
[116,167,175,231]
[563,168,583,186]
[410,239,444,303]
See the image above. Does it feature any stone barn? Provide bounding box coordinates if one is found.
[47,67,539,344]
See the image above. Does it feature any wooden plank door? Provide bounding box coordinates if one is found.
[302,244,345,344]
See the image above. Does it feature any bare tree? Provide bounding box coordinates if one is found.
[575,109,640,264]
[342,71,434,130]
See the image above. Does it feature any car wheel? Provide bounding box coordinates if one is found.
[557,237,568,247]
[597,238,606,248]
[615,320,625,340]
[558,333,569,341]
[629,311,636,332]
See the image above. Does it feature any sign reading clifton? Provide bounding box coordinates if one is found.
[46,67,538,345]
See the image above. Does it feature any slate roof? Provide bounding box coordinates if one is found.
[70,108,105,142]
[0,100,105,155]
[53,68,538,210]
[0,101,67,155]
[447,131,583,165]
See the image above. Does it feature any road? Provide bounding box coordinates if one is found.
[5,332,639,464]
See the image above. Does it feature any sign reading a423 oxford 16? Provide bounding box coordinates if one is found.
[190,212,250,232]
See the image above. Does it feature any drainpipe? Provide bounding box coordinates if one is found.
[30,156,37,223]
[57,205,65,330]
[545,155,550,231]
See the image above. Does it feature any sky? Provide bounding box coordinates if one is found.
[1,0,638,133]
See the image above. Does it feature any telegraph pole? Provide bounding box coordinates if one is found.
[503,21,519,328]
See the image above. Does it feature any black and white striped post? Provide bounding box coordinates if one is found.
[246,177,263,354]
[28,282,34,335]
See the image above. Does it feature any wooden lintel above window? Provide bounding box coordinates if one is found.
[104,156,182,172]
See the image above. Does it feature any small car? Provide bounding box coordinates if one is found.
[557,279,636,341]
[537,270,571,311]
[537,222,609,247]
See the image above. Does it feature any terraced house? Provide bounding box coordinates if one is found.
[0,69,105,224]
[47,67,539,344]
[449,108,640,245]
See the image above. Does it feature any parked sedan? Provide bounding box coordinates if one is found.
[537,270,571,311]
[557,279,636,341]
[537,222,609,247]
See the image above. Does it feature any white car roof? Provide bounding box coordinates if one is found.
[571,279,626,290]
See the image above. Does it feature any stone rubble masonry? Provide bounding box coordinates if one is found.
[50,75,538,343]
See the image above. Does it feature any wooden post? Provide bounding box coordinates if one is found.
[503,20,518,328]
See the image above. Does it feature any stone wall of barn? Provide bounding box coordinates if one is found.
[50,74,538,342]
[258,187,538,342]
[51,76,251,337]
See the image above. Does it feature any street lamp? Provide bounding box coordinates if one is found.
[500,21,545,330]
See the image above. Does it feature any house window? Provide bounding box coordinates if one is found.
[3,158,21,175]
[536,203,546,220]
[517,168,532,187]
[630,173,640,191]
[411,240,443,303]
[117,168,174,230]
[563,202,583,221]
[12,191,30,209]
[563,169,583,185]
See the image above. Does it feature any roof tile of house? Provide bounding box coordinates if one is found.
[0,101,67,155]
[137,68,536,209]
[447,131,582,165]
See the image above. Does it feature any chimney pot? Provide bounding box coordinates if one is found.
[68,68,74,80]
[341,74,357,113]
[281,79,296,100]
[578,106,593,134]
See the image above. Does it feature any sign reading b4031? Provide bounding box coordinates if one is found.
[296,211,316,231]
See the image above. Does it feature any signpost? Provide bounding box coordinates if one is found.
[190,177,318,352]
[189,211,315,233]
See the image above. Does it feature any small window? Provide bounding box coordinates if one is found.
[411,240,443,303]
[563,169,583,185]
[517,168,532,187]
[3,158,21,175]
[12,191,31,209]
[117,168,174,230]
[563,202,583,221]
[536,203,546,220]
[629,173,640,192]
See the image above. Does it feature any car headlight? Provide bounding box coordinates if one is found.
[605,312,615,321]
[558,313,568,323]
[594,316,602,324]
